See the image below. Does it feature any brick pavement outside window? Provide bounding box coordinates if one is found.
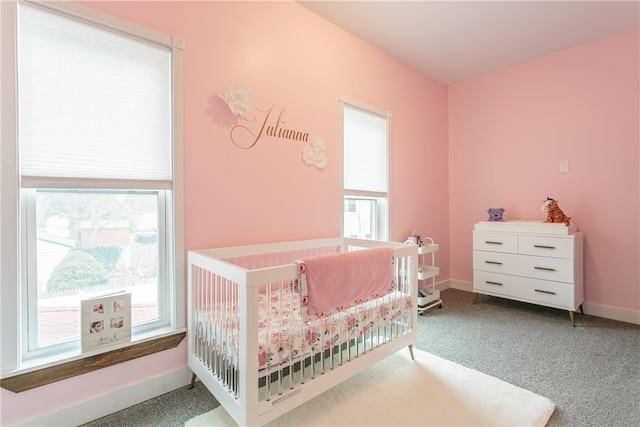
[38,304,158,344]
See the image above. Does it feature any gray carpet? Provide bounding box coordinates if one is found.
[81,288,640,427]
[414,289,640,427]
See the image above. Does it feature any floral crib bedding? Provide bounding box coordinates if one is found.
[195,286,412,370]
[259,285,411,370]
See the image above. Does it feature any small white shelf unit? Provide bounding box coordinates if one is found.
[414,237,441,314]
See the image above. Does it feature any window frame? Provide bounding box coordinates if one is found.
[340,95,391,241]
[21,189,171,360]
[1,0,185,374]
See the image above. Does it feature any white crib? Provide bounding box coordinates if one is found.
[188,237,418,426]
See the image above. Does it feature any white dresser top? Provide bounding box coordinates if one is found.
[475,220,578,235]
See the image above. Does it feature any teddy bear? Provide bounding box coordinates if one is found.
[487,208,505,222]
[541,197,571,226]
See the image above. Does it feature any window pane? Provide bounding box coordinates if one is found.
[344,198,377,240]
[35,191,159,347]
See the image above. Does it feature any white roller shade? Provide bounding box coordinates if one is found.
[343,106,388,193]
[18,4,172,185]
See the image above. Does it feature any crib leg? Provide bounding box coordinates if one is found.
[408,344,415,361]
[188,372,197,389]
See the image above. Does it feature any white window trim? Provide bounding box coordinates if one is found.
[1,0,185,375]
[339,94,391,241]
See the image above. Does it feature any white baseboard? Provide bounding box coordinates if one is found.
[581,302,640,325]
[437,279,640,325]
[17,367,192,426]
[444,279,473,292]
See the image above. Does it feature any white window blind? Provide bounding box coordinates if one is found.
[343,105,388,194]
[18,4,172,186]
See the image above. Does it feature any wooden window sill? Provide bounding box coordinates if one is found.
[1,330,185,393]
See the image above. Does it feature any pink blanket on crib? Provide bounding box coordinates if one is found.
[296,247,394,320]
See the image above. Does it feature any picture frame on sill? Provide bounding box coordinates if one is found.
[81,291,131,352]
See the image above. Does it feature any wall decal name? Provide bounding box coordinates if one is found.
[217,81,325,169]
[230,106,309,150]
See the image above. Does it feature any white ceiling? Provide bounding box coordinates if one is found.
[297,1,640,86]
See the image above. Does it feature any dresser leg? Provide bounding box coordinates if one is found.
[569,311,575,327]
[579,304,584,315]
[408,344,415,361]
[472,293,479,304]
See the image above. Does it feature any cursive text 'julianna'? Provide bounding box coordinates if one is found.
[230,106,309,149]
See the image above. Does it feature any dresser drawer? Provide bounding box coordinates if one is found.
[520,255,574,283]
[473,270,514,295]
[525,279,576,310]
[473,270,576,310]
[473,232,518,253]
[518,235,574,259]
[472,251,520,275]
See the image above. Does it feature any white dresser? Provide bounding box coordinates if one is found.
[472,221,584,326]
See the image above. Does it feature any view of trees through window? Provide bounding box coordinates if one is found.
[35,190,159,347]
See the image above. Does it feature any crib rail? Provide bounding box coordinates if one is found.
[188,238,417,426]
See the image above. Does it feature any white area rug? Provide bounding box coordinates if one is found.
[186,349,555,427]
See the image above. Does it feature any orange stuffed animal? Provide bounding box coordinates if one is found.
[541,197,571,226]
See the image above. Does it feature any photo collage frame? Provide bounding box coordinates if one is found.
[81,291,132,352]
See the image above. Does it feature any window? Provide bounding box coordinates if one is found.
[341,96,390,240]
[1,0,184,370]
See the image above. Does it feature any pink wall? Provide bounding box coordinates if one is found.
[449,28,640,312]
[1,2,448,425]
[69,0,451,252]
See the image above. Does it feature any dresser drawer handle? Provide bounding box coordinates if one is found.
[485,281,503,286]
[485,260,503,265]
[485,241,503,245]
[535,289,556,295]
[534,266,556,272]
[534,244,556,249]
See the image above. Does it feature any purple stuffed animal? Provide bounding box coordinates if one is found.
[487,208,505,222]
